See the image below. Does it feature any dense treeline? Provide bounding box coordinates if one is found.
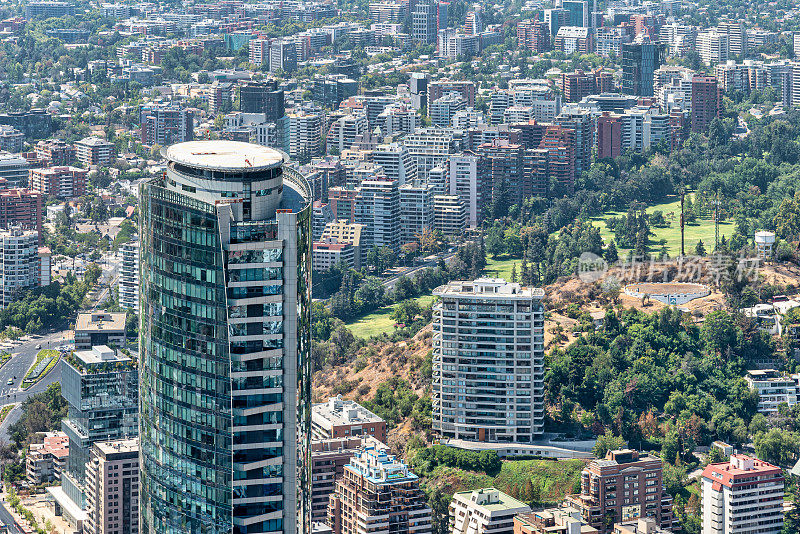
[409,444,503,477]
[325,240,486,322]
[0,264,100,333]
[546,306,773,462]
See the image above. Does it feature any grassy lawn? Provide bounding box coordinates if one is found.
[426,459,585,506]
[346,294,436,338]
[0,404,14,425]
[589,195,734,256]
[0,353,10,369]
[22,350,60,389]
[483,255,523,282]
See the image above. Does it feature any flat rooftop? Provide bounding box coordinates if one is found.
[312,396,384,429]
[165,140,284,172]
[453,488,529,513]
[95,437,138,457]
[434,278,545,299]
[75,312,126,332]
[73,345,130,365]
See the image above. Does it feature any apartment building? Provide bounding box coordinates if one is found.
[450,488,531,534]
[448,152,488,228]
[433,194,467,236]
[554,26,592,55]
[355,177,400,253]
[139,104,194,146]
[74,312,126,349]
[701,455,783,534]
[517,19,549,53]
[0,188,43,239]
[84,438,139,534]
[327,113,367,155]
[404,128,456,181]
[26,432,68,484]
[312,241,357,270]
[744,369,798,414]
[565,449,675,534]
[428,80,476,107]
[372,143,416,185]
[691,76,721,133]
[0,227,46,307]
[310,436,387,523]
[328,446,432,534]
[432,278,546,443]
[312,396,387,443]
[35,139,75,166]
[288,110,323,160]
[75,137,115,168]
[697,31,729,65]
[514,506,598,534]
[51,345,137,525]
[613,518,674,534]
[118,240,139,312]
[28,166,87,199]
[399,181,435,244]
[431,92,467,127]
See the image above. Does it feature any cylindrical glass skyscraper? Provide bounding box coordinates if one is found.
[139,140,312,534]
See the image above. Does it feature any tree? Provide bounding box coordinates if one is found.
[694,240,706,256]
[592,431,626,458]
[391,299,421,325]
[510,263,518,283]
[701,310,741,357]
[354,277,385,312]
[754,428,800,467]
[774,191,800,240]
[604,239,618,263]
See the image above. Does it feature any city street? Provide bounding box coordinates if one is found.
[0,330,70,443]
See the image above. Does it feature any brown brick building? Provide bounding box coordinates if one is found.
[0,188,43,241]
[565,449,675,534]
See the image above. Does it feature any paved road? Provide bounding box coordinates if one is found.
[0,330,70,444]
[0,498,22,533]
[381,250,459,291]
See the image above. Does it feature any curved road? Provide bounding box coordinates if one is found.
[0,329,71,444]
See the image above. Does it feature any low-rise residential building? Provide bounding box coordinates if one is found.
[74,312,126,349]
[26,431,68,484]
[450,488,530,534]
[312,396,387,443]
[701,455,783,534]
[744,369,798,414]
[514,506,598,534]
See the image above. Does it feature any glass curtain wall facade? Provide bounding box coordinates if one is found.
[139,140,312,534]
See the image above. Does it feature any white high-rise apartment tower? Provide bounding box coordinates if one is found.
[431,278,545,443]
[118,240,139,312]
[701,455,783,534]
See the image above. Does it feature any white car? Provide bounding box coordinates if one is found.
[6,379,12,386]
